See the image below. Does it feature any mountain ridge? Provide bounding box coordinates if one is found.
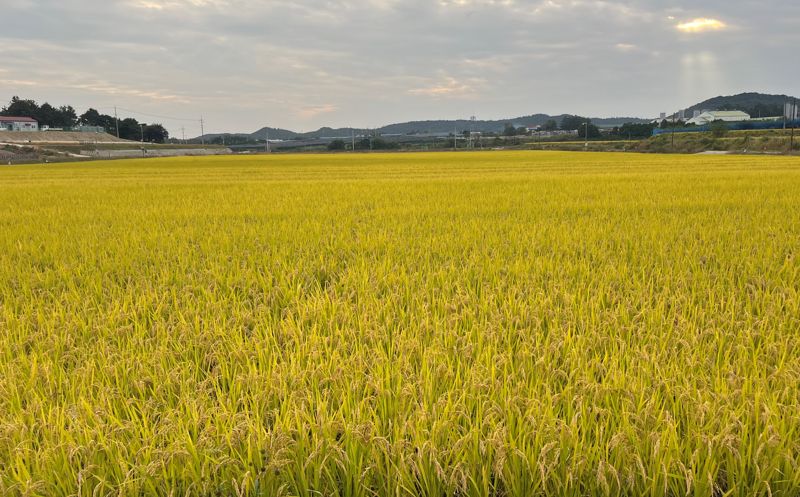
[200,114,646,142]
[197,92,798,142]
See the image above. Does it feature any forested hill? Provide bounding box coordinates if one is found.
[199,92,798,143]
[686,92,797,118]
[204,114,647,142]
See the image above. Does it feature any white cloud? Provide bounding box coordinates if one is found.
[408,78,478,98]
[0,0,797,134]
[676,18,727,33]
[297,104,338,119]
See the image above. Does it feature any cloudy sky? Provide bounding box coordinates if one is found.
[1,0,798,135]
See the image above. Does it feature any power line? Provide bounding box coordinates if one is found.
[97,106,198,122]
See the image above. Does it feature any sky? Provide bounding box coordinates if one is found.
[1,0,798,136]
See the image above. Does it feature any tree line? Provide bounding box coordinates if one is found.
[1,96,169,143]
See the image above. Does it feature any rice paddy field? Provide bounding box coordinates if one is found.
[2,151,800,497]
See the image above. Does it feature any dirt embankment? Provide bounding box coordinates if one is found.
[522,129,799,155]
[0,130,133,144]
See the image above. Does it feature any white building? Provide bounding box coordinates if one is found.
[531,129,579,138]
[0,116,39,131]
[785,102,799,120]
[686,110,750,126]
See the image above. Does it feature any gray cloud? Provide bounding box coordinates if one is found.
[1,0,798,134]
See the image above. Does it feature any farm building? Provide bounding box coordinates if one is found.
[686,110,750,126]
[0,116,39,131]
[73,125,107,133]
[785,101,799,120]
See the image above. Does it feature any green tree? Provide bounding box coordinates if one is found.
[542,119,558,131]
[709,121,729,138]
[560,115,587,131]
[584,123,601,139]
[50,105,77,128]
[118,118,141,141]
[614,122,656,139]
[1,96,39,118]
[143,124,169,143]
[563,116,601,139]
[1,97,77,127]
[503,123,517,136]
[78,108,116,131]
[79,108,103,126]
[327,139,346,151]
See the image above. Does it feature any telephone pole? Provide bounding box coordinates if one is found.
[791,98,796,153]
[671,113,676,149]
[584,122,589,148]
[181,127,185,144]
[351,128,355,151]
[784,100,787,130]
[265,129,269,153]
[200,117,205,146]
[114,106,120,138]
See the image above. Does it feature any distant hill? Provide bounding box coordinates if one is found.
[685,92,796,118]
[195,92,799,142]
[201,126,298,143]
[196,114,647,142]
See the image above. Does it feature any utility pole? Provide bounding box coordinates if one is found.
[454,127,457,150]
[265,129,269,153]
[351,128,355,151]
[114,106,120,138]
[181,126,185,144]
[783,100,787,130]
[791,98,796,153]
[200,117,205,146]
[583,122,589,148]
[139,123,144,143]
[671,113,676,149]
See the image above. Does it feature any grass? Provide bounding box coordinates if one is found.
[520,129,800,154]
[1,151,799,496]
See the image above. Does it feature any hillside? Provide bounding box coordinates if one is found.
[199,114,648,142]
[196,92,798,143]
[686,92,796,118]
[0,130,132,144]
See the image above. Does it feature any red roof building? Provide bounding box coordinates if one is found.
[0,116,39,131]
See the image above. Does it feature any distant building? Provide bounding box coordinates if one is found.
[785,102,799,120]
[652,111,682,124]
[531,130,579,138]
[0,116,38,131]
[73,125,107,133]
[686,110,750,126]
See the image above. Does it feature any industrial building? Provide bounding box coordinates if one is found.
[686,110,750,126]
[785,101,799,120]
[0,116,39,131]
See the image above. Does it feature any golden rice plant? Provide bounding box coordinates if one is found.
[0,151,799,496]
